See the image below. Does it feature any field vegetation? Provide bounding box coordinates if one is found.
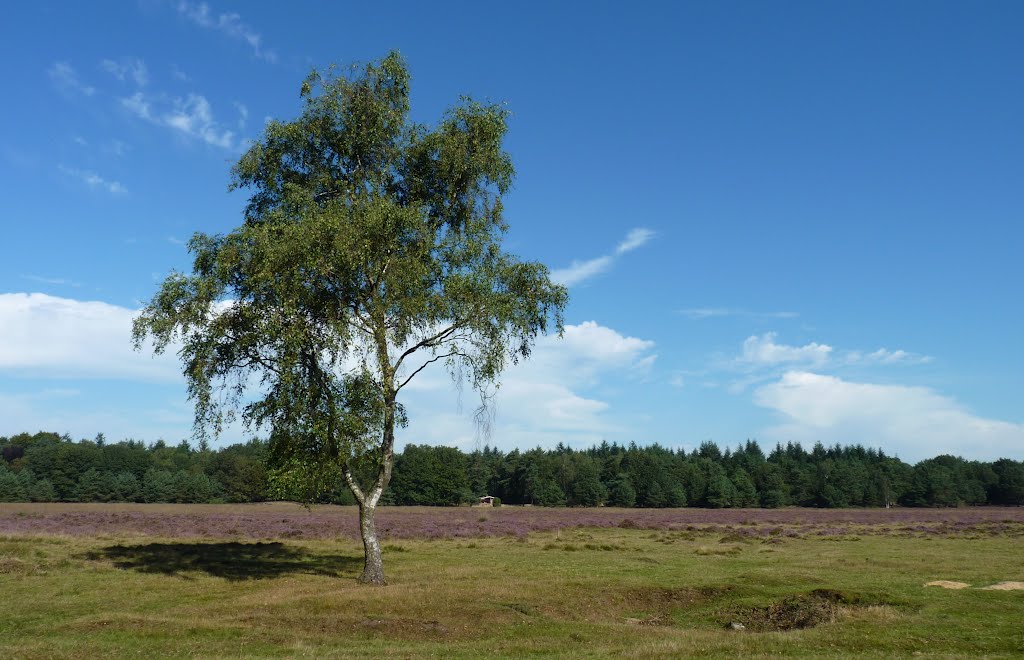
[2,504,1023,657]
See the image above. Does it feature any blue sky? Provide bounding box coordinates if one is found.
[1,1,1021,462]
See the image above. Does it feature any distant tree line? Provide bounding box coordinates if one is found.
[1,432,1022,508]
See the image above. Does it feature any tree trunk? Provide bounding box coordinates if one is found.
[349,393,396,586]
[358,500,385,584]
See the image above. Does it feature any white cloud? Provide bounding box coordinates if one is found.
[560,320,656,367]
[396,321,657,451]
[101,57,149,86]
[0,293,179,382]
[48,62,95,96]
[615,228,654,254]
[58,165,127,195]
[122,92,237,150]
[121,92,153,120]
[551,227,653,287]
[739,332,832,366]
[175,1,277,62]
[550,256,613,287]
[845,348,933,366]
[164,94,235,148]
[754,371,1024,462]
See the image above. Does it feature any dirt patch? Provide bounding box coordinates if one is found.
[981,581,1024,591]
[924,581,971,589]
[725,592,839,632]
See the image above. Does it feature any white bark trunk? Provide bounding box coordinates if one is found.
[358,498,385,584]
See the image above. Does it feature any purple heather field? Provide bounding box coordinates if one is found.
[2,503,1023,541]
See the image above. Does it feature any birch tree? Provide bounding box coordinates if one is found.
[132,52,567,584]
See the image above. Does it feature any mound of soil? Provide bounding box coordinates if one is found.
[726,592,838,632]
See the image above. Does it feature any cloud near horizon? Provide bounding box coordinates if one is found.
[0,293,655,451]
[754,371,1024,462]
[394,319,657,451]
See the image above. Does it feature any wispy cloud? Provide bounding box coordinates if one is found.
[552,227,654,287]
[234,102,249,129]
[20,275,82,288]
[48,62,95,96]
[174,1,277,62]
[101,57,149,86]
[58,165,127,195]
[122,92,238,150]
[170,64,191,82]
[615,228,654,255]
[844,348,933,366]
[680,308,799,320]
[121,92,153,120]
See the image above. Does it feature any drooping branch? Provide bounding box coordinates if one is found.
[396,350,464,392]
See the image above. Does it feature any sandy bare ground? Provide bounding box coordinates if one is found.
[981,581,1024,590]
[923,580,1024,590]
[924,581,971,589]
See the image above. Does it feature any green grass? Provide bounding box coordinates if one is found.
[2,527,1023,657]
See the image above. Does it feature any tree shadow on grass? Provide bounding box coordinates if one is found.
[83,541,362,581]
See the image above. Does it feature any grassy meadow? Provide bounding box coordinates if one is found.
[2,504,1023,658]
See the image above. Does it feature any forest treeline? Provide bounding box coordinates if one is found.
[1,431,1022,508]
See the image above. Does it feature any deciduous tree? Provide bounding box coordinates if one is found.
[133,52,567,584]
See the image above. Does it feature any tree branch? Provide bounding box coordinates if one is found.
[342,462,366,504]
[396,350,464,392]
[394,322,464,372]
